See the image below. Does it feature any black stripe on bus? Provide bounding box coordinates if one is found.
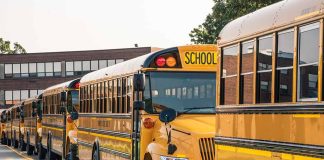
[214,136,324,158]
[77,127,131,138]
[216,104,324,114]
[42,123,64,129]
[78,113,131,119]
[78,140,130,159]
[42,114,64,118]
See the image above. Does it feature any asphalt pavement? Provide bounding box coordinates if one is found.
[0,144,35,160]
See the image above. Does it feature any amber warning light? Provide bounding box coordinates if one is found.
[155,55,177,68]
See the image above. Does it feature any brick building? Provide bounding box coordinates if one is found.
[0,47,157,109]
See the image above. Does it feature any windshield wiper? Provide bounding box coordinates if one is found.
[177,107,215,116]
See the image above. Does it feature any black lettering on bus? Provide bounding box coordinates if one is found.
[185,52,190,64]
[201,52,206,64]
[206,52,212,64]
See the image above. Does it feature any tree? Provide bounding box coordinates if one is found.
[189,0,281,44]
[0,38,26,54]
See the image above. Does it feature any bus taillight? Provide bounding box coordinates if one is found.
[143,118,155,129]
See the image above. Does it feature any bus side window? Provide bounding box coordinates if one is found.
[221,45,238,105]
[241,40,254,104]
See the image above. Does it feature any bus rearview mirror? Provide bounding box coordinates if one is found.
[61,92,67,102]
[133,74,145,91]
[159,108,177,123]
[133,101,145,110]
[32,101,37,109]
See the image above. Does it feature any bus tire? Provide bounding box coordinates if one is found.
[91,140,100,160]
[38,142,46,160]
[144,153,153,160]
[1,132,6,145]
[20,134,26,151]
[6,131,11,146]
[46,132,55,160]
[26,132,34,155]
[14,130,18,148]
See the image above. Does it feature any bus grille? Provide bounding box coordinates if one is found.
[199,138,215,160]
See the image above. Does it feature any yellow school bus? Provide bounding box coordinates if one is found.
[5,108,12,146]
[39,79,80,159]
[1,109,7,144]
[77,45,218,160]
[22,94,43,155]
[10,103,23,149]
[215,0,324,159]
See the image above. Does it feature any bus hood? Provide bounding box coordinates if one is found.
[170,114,215,135]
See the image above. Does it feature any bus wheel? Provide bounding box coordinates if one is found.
[1,132,6,145]
[46,132,55,160]
[144,153,153,160]
[6,131,11,146]
[38,142,46,160]
[26,132,34,155]
[14,130,18,148]
[20,134,26,151]
[91,140,100,160]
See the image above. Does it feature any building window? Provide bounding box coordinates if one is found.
[21,63,29,77]
[277,29,294,102]
[74,61,82,75]
[37,63,45,77]
[241,40,254,104]
[82,61,90,73]
[222,45,238,105]
[298,22,319,101]
[30,90,38,97]
[29,63,37,77]
[13,64,20,78]
[99,60,107,69]
[5,91,13,104]
[54,62,61,77]
[66,61,74,76]
[108,60,115,66]
[5,64,13,78]
[91,60,98,71]
[21,90,28,100]
[45,62,53,77]
[116,59,124,64]
[257,35,272,103]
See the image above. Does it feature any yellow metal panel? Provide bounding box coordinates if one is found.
[177,45,219,70]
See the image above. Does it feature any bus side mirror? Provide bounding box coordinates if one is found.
[32,101,37,109]
[32,112,37,117]
[20,112,24,119]
[133,73,145,92]
[133,101,145,110]
[61,92,67,102]
[159,108,177,123]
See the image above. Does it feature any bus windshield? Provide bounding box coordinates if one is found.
[144,72,216,114]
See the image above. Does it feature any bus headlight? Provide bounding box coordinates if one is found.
[20,127,24,134]
[68,130,78,144]
[37,128,42,136]
[160,156,188,160]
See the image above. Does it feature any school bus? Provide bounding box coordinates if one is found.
[10,103,23,149]
[216,0,324,159]
[76,45,218,160]
[1,109,7,144]
[22,94,43,155]
[39,79,80,159]
[4,108,12,146]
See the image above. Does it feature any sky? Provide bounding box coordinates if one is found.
[0,0,214,53]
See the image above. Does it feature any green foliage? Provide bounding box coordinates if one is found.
[189,0,281,44]
[0,38,26,54]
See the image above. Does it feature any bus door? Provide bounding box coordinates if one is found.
[132,73,145,160]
